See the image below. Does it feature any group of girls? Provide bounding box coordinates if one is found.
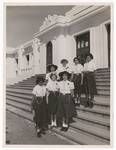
[31,53,96,137]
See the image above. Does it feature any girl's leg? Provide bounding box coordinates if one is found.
[53,114,57,126]
[51,114,54,126]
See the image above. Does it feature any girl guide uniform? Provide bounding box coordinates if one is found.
[46,64,58,82]
[83,53,96,108]
[58,59,72,74]
[57,71,77,131]
[31,76,47,137]
[46,75,59,127]
[71,57,84,105]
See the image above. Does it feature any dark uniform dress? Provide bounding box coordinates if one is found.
[46,80,59,115]
[32,85,47,129]
[57,80,77,125]
[71,64,83,98]
[83,60,96,100]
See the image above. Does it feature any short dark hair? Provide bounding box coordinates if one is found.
[47,64,58,72]
[60,59,68,64]
[86,53,94,59]
[59,71,71,80]
[50,73,57,79]
[73,57,79,62]
[36,76,45,84]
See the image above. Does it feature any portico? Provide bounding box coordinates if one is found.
[6,5,111,83]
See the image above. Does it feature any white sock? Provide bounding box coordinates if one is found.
[53,121,57,126]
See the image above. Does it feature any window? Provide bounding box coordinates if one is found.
[75,31,90,64]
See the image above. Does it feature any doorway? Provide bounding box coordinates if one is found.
[75,31,90,65]
[105,23,110,68]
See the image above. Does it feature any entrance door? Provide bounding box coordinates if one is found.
[46,41,53,72]
[75,31,90,65]
[106,23,110,68]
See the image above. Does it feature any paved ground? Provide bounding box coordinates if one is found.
[6,111,71,145]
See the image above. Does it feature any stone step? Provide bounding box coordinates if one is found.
[95,78,110,82]
[96,82,110,86]
[95,71,110,75]
[76,106,110,119]
[7,85,110,93]
[6,93,109,127]
[6,105,109,145]
[6,91,33,99]
[12,83,111,89]
[6,90,110,106]
[6,92,110,110]
[6,90,110,104]
[70,119,110,141]
[96,86,110,91]
[6,95,31,106]
[97,90,110,96]
[6,88,32,95]
[6,95,110,122]
[6,94,110,115]
[7,85,33,90]
[6,85,110,97]
[77,112,110,130]
[6,99,31,113]
[95,72,110,76]
[95,68,110,72]
[95,76,110,79]
[6,95,110,130]
[52,127,109,145]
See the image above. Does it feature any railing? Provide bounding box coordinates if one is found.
[21,67,33,72]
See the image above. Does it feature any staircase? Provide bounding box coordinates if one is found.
[6,68,110,145]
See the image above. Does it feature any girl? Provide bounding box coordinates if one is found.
[31,76,47,137]
[71,57,84,106]
[57,71,76,131]
[83,53,96,108]
[58,59,72,74]
[46,64,58,82]
[46,73,59,128]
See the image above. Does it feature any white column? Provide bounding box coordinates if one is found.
[39,43,46,74]
[32,38,41,75]
[90,23,108,69]
[52,34,76,67]
[6,57,16,78]
[18,46,24,75]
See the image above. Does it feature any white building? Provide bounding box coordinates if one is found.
[6,5,111,84]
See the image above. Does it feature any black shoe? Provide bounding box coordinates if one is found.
[89,101,94,108]
[41,129,46,134]
[84,101,89,108]
[60,127,65,131]
[63,127,69,132]
[37,132,42,137]
[37,128,42,137]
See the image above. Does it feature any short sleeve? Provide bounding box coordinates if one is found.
[83,63,87,71]
[80,65,84,72]
[46,82,50,90]
[32,86,37,95]
[46,73,49,80]
[70,82,74,90]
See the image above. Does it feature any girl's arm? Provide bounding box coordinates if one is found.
[71,72,74,81]
[70,89,74,98]
[81,73,83,85]
[46,89,49,104]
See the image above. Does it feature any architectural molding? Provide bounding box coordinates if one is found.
[40,14,67,32]
[34,5,109,39]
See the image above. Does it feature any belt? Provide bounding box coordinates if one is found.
[74,73,81,75]
[60,93,71,95]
